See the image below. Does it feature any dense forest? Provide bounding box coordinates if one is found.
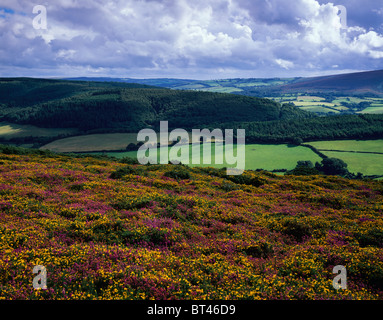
[0,78,312,132]
[223,114,383,144]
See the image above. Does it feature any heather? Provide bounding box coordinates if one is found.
[0,152,383,299]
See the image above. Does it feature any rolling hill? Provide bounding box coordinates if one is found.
[0,78,312,133]
[65,69,383,97]
[279,70,383,95]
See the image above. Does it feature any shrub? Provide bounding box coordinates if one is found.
[110,165,142,179]
[163,168,191,180]
[281,218,312,241]
[315,158,349,176]
[119,157,139,164]
[355,228,383,248]
[242,241,274,258]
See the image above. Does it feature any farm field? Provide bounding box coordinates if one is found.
[0,122,78,139]
[317,152,383,176]
[40,132,224,153]
[42,135,383,176]
[40,133,140,153]
[293,102,336,107]
[266,95,383,114]
[97,144,323,172]
[299,106,339,113]
[0,151,383,300]
[359,105,383,114]
[307,140,383,176]
[308,140,383,153]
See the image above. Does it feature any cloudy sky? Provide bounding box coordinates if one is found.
[0,0,383,79]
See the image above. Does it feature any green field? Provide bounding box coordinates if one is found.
[319,151,383,176]
[307,139,383,176]
[308,139,383,153]
[96,143,322,171]
[40,132,224,153]
[265,94,383,115]
[94,140,383,176]
[297,96,325,102]
[41,133,383,176]
[294,102,336,107]
[199,87,244,93]
[0,122,78,139]
[40,133,139,152]
[299,106,339,113]
[359,105,383,114]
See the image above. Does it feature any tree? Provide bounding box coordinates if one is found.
[290,137,303,145]
[126,143,137,151]
[315,158,349,176]
[297,160,314,168]
[285,160,320,176]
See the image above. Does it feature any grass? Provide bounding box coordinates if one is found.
[199,87,244,93]
[0,122,78,139]
[94,143,322,171]
[359,105,383,114]
[306,140,383,176]
[93,140,383,176]
[267,94,383,115]
[299,106,339,113]
[308,140,383,153]
[244,144,322,171]
[297,96,325,102]
[40,132,224,153]
[319,151,383,176]
[40,133,139,152]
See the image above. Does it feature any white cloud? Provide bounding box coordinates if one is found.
[275,59,294,69]
[0,0,382,78]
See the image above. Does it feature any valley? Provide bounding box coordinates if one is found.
[1,73,383,178]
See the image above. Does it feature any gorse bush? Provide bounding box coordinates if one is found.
[163,168,191,180]
[119,156,139,164]
[109,165,143,179]
[1,152,383,300]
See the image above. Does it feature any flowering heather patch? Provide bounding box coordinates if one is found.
[0,153,383,300]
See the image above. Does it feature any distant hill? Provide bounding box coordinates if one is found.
[0,78,312,133]
[64,70,383,97]
[279,70,383,95]
[64,76,297,94]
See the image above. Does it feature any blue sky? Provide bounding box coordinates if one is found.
[0,0,382,79]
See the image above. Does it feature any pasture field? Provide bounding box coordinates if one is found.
[293,102,336,107]
[319,151,383,176]
[297,96,325,102]
[0,122,78,139]
[40,133,139,152]
[199,87,244,93]
[359,105,383,114]
[307,140,383,153]
[267,94,383,114]
[299,106,339,113]
[97,144,322,172]
[307,140,383,176]
[40,132,224,153]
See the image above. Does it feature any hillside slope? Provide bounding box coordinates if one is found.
[0,151,382,299]
[65,69,383,96]
[279,70,383,95]
[0,78,312,132]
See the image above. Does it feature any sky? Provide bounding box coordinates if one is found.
[0,0,383,79]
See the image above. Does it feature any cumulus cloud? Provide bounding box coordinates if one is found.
[0,0,382,78]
